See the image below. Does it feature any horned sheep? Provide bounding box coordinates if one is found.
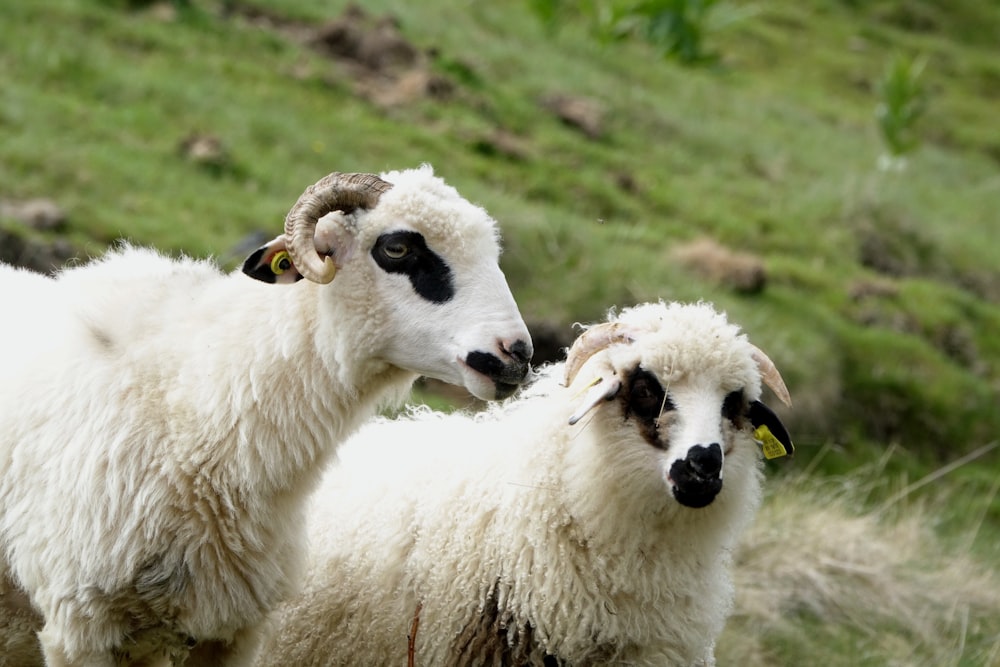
[0,165,533,667]
[256,300,793,667]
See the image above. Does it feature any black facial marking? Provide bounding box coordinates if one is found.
[466,351,505,378]
[623,368,672,448]
[465,351,530,399]
[371,231,455,303]
[721,389,747,426]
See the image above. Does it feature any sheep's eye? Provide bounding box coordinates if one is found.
[721,389,746,424]
[371,231,455,303]
[625,369,670,423]
[382,241,409,260]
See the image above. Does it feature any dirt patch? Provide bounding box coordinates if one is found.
[671,237,767,294]
[0,198,77,273]
[312,6,419,73]
[847,278,985,374]
[471,129,531,162]
[855,213,935,279]
[178,133,227,167]
[0,227,77,274]
[854,205,1000,303]
[0,198,66,231]
[311,5,453,107]
[226,2,453,109]
[541,93,606,140]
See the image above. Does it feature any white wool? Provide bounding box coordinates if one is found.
[257,301,776,667]
[0,165,530,666]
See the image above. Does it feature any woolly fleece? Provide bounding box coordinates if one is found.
[257,301,773,667]
[0,165,528,666]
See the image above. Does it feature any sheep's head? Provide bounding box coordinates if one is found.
[563,302,792,509]
[242,165,533,400]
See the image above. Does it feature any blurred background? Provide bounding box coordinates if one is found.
[2,1,999,663]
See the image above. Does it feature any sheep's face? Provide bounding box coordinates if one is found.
[243,166,533,401]
[565,302,792,508]
[356,218,532,401]
[619,366,761,508]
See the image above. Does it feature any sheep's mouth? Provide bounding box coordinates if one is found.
[494,381,520,400]
[668,471,723,508]
[463,350,530,399]
[673,484,721,508]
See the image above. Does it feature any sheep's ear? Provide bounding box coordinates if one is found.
[242,214,359,285]
[242,236,303,284]
[749,400,794,459]
[568,374,622,425]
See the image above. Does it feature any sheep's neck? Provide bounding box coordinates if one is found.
[130,280,419,636]
[170,276,416,505]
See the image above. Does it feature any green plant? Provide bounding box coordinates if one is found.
[628,0,722,64]
[875,52,928,164]
[527,0,742,65]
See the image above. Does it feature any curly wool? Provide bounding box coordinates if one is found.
[0,165,529,667]
[257,301,772,667]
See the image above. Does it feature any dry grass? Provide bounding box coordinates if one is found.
[669,237,767,295]
[719,452,1000,666]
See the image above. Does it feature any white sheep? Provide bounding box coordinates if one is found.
[0,165,533,667]
[255,300,793,667]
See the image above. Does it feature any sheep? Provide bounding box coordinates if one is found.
[0,164,533,667]
[255,300,793,667]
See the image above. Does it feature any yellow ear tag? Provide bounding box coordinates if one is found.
[754,425,789,460]
[270,250,292,275]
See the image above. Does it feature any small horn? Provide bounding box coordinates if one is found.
[564,322,636,386]
[750,345,792,407]
[284,172,394,284]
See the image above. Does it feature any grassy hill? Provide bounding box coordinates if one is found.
[2,0,999,663]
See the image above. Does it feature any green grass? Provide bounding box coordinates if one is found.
[3,0,1000,661]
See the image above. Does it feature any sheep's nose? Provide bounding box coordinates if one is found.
[686,442,723,478]
[669,443,724,509]
[496,337,532,388]
[464,337,533,400]
[503,338,533,366]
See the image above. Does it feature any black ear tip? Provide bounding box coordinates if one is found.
[242,247,265,275]
[242,247,279,283]
[749,399,794,456]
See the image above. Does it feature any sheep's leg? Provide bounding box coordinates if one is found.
[37,626,114,667]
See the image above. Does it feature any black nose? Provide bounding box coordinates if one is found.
[670,443,723,508]
[506,338,533,365]
[465,339,533,400]
[686,442,723,478]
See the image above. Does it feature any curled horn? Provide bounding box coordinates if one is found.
[750,345,792,407]
[563,322,637,386]
[284,172,394,284]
